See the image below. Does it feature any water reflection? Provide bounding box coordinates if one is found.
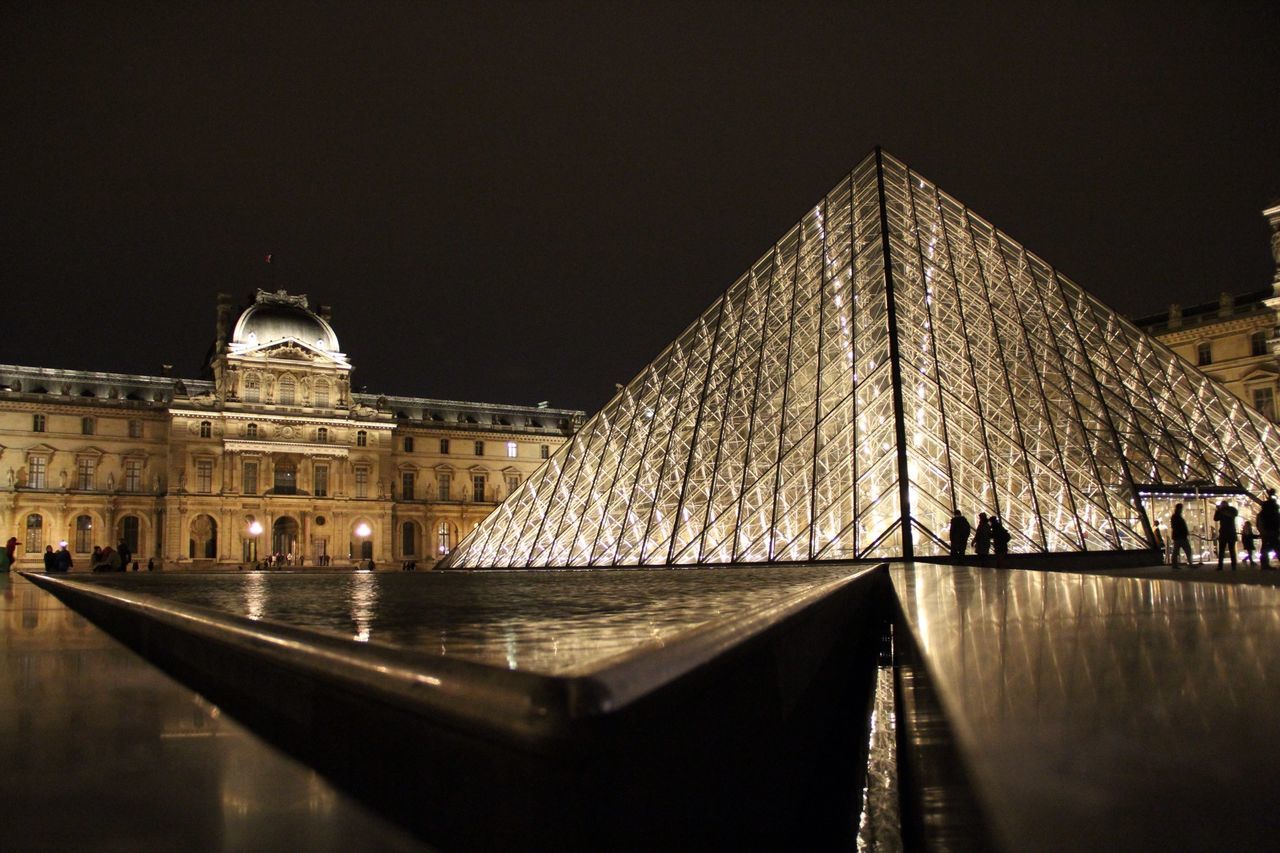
[77,566,861,675]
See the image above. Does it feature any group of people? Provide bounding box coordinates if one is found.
[947,510,1013,564]
[87,540,144,573]
[1166,489,1280,570]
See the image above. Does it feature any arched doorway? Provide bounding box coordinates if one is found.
[189,514,217,559]
[272,516,300,559]
[119,515,141,555]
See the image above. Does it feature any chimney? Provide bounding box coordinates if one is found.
[1168,303,1182,330]
[160,364,173,378]
[215,292,233,353]
[1219,291,1234,318]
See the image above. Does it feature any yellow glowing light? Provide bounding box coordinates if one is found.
[355,522,372,538]
[247,520,264,536]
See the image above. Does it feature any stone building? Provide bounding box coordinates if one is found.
[0,290,583,570]
[1133,203,1280,421]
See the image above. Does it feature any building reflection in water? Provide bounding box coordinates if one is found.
[348,571,378,642]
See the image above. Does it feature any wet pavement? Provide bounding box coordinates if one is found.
[0,572,429,853]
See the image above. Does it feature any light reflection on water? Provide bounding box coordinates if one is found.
[79,566,860,675]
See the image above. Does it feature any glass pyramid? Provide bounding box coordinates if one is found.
[443,149,1280,567]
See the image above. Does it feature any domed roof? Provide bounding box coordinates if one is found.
[230,290,340,353]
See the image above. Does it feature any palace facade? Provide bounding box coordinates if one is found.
[0,290,584,570]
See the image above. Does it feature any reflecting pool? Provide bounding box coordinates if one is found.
[75,566,866,675]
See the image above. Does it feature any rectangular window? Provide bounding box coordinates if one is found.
[505,474,520,495]
[355,466,369,498]
[196,460,213,494]
[437,472,451,501]
[1253,388,1275,421]
[314,464,329,497]
[32,414,46,432]
[76,458,96,490]
[314,382,330,407]
[474,441,484,456]
[401,471,415,500]
[243,461,259,495]
[125,459,143,492]
[75,516,93,553]
[28,456,47,489]
[540,444,550,459]
[440,438,450,454]
[129,420,143,438]
[1253,331,1271,357]
[404,437,415,452]
[81,416,95,435]
[506,441,517,458]
[473,475,486,503]
[1197,342,1212,366]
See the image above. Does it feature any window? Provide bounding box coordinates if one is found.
[404,436,415,452]
[355,466,369,498]
[314,463,329,497]
[75,515,93,553]
[128,419,143,438]
[474,441,484,456]
[357,430,368,447]
[273,459,297,495]
[440,438,450,454]
[401,471,415,500]
[279,375,296,405]
[246,423,258,438]
[314,379,330,408]
[506,441,518,458]
[32,414,45,432]
[1252,331,1270,357]
[81,416,95,435]
[1253,388,1276,421]
[121,516,140,555]
[25,514,44,553]
[199,420,212,438]
[124,459,143,492]
[196,459,213,494]
[437,472,451,501]
[243,461,259,495]
[244,374,261,402]
[27,456,47,489]
[77,457,96,490]
[506,473,520,496]
[1197,342,1212,366]
[437,521,452,556]
[473,475,486,502]
[540,444,550,460]
[316,427,328,444]
[402,522,417,556]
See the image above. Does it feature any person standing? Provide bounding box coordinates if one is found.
[1169,504,1193,568]
[0,537,15,573]
[43,545,57,573]
[117,539,132,574]
[973,513,992,564]
[55,544,73,573]
[1242,520,1257,567]
[1213,501,1239,571]
[991,516,1011,566]
[948,510,972,560]
[1259,489,1280,570]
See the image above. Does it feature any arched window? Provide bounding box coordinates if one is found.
[75,515,93,553]
[314,379,330,408]
[120,516,140,554]
[317,427,328,443]
[189,514,217,559]
[357,430,367,447]
[246,423,258,438]
[402,521,417,556]
[437,521,452,556]
[25,514,44,553]
[199,421,212,438]
[279,375,296,405]
[244,374,261,403]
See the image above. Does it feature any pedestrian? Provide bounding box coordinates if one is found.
[102,546,123,573]
[948,510,972,560]
[117,539,132,573]
[0,537,15,573]
[1152,521,1167,563]
[1242,520,1257,567]
[1214,501,1239,570]
[91,545,106,572]
[1170,503,1194,568]
[1259,489,1280,570]
[147,557,155,572]
[991,516,1011,566]
[43,545,57,573]
[55,544,73,573]
[973,513,992,563]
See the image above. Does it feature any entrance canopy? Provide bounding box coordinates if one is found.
[444,149,1280,568]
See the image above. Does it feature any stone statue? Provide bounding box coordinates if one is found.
[178,470,187,491]
[153,474,161,492]
[6,468,14,488]
[1271,223,1280,267]
[59,470,68,489]
[107,472,115,491]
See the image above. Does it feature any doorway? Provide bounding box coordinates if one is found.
[272,516,300,559]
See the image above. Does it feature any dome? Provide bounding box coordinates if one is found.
[230,291,340,353]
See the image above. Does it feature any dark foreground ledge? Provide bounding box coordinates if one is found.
[890,564,1280,852]
[26,566,885,851]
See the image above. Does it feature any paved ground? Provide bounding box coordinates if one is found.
[0,572,429,853]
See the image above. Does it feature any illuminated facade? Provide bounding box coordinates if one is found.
[0,290,583,570]
[444,150,1280,567]
[1134,202,1280,421]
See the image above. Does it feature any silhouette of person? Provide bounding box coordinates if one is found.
[1258,489,1280,570]
[973,513,992,564]
[1242,520,1257,567]
[1170,503,1193,568]
[948,510,972,560]
[990,516,1011,566]
[1214,500,1239,570]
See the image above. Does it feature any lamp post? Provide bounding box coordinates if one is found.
[355,521,372,570]
[248,520,263,565]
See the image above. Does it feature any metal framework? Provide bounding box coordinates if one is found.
[442,149,1280,567]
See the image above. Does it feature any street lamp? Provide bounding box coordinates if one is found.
[355,522,372,570]
[248,519,263,564]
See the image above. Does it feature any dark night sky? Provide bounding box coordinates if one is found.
[4,1,1278,413]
